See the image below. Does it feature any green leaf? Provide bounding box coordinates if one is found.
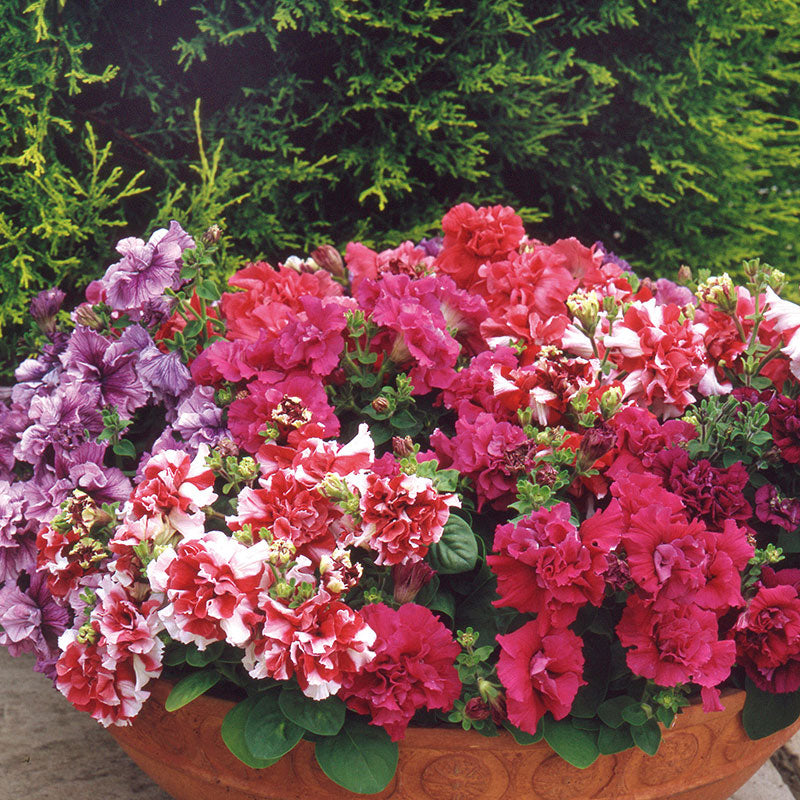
[597,696,635,729]
[426,589,455,620]
[164,669,221,712]
[427,516,478,574]
[598,724,634,755]
[185,641,225,667]
[542,717,600,768]
[743,679,800,739]
[502,720,543,744]
[182,318,204,339]
[196,279,221,301]
[388,409,419,431]
[221,697,281,769]
[244,691,304,760]
[163,645,188,667]
[315,717,398,794]
[432,469,460,493]
[112,439,136,458]
[631,718,661,756]
[620,703,649,727]
[278,684,346,736]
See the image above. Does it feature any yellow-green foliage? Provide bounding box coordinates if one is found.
[2,0,800,376]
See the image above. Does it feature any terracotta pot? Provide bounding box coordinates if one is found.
[109,680,800,800]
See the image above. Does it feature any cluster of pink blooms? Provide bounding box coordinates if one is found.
[6,201,800,751]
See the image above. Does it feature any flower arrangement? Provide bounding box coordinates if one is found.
[3,205,800,793]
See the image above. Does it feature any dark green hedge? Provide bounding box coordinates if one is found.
[2,0,800,371]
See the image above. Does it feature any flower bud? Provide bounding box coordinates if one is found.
[30,288,65,339]
[392,560,435,604]
[577,424,615,468]
[464,698,491,720]
[311,244,346,278]
[202,224,222,244]
[371,396,391,414]
[677,264,693,285]
[73,303,104,330]
[392,435,414,458]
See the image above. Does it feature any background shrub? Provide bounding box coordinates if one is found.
[2,0,800,374]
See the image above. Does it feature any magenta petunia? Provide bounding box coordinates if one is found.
[496,617,586,735]
[338,603,461,740]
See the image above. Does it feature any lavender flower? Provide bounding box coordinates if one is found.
[14,383,104,472]
[101,221,195,314]
[653,277,696,307]
[171,385,230,452]
[0,571,70,680]
[0,482,37,584]
[138,347,192,398]
[54,442,132,505]
[61,327,148,417]
[30,288,66,339]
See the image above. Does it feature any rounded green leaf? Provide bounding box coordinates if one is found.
[542,717,599,768]
[598,724,634,755]
[278,684,346,736]
[164,669,221,712]
[743,678,800,739]
[244,691,304,760]
[221,697,281,769]
[427,516,478,575]
[631,717,662,756]
[315,718,398,794]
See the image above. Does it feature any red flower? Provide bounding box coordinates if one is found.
[652,449,752,531]
[147,532,271,650]
[130,446,217,537]
[288,594,377,700]
[55,630,150,727]
[496,617,586,735]
[338,603,461,740]
[617,595,736,693]
[231,471,342,563]
[488,501,621,625]
[435,203,525,288]
[431,413,531,510]
[733,578,800,693]
[353,473,455,566]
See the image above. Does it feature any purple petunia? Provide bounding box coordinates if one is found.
[171,385,230,452]
[14,383,104,472]
[61,328,149,418]
[100,220,195,314]
[0,571,70,681]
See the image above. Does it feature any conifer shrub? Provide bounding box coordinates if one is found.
[2,0,800,375]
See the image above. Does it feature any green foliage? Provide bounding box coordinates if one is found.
[4,0,800,377]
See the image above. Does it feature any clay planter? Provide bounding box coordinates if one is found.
[109,680,800,800]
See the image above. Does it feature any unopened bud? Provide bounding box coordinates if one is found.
[73,303,104,330]
[534,463,559,488]
[464,698,491,720]
[599,386,624,420]
[311,244,346,279]
[30,288,65,339]
[392,435,414,458]
[577,424,615,468]
[677,265,692,285]
[238,457,258,480]
[392,561,435,604]
[371,396,391,414]
[202,224,222,244]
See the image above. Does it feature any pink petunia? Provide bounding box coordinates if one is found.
[496,617,586,735]
[338,603,461,740]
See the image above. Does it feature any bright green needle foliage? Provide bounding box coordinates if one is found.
[3,0,800,377]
